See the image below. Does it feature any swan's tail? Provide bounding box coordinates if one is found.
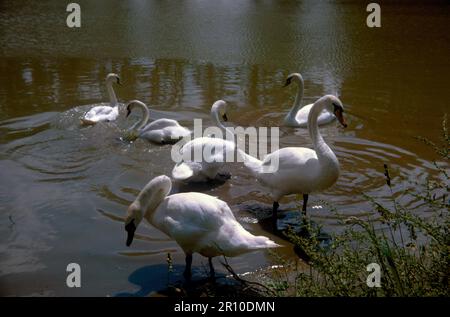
[237,149,263,176]
[248,235,281,250]
[223,225,281,257]
[232,234,281,257]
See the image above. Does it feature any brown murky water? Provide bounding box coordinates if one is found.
[0,1,449,296]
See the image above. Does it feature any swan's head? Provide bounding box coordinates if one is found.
[283,73,304,87]
[124,175,172,247]
[106,73,121,85]
[126,100,147,118]
[211,99,228,122]
[124,203,142,247]
[323,95,347,128]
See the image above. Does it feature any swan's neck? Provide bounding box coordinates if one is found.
[287,79,304,120]
[134,103,150,130]
[212,108,234,140]
[106,80,118,107]
[137,183,171,219]
[308,102,335,162]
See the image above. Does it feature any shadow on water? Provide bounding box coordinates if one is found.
[115,264,253,297]
[239,202,333,262]
[115,264,183,297]
[172,178,228,194]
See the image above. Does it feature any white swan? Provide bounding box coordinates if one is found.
[242,95,347,229]
[124,175,280,279]
[283,73,335,128]
[125,100,191,144]
[81,73,121,125]
[172,100,237,182]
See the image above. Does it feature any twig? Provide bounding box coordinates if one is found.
[220,256,276,296]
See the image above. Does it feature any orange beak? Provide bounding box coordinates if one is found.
[334,109,347,128]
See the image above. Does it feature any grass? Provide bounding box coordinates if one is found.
[262,115,449,297]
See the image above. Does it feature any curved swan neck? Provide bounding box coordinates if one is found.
[106,79,118,106]
[307,99,329,157]
[137,177,172,216]
[211,101,234,140]
[287,76,304,119]
[131,101,150,130]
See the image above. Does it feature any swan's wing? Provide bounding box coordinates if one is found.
[173,137,234,180]
[317,111,336,125]
[142,119,180,130]
[292,103,313,127]
[295,103,335,126]
[162,193,235,226]
[163,215,208,242]
[156,193,278,257]
[155,194,233,248]
[87,105,113,116]
[261,147,317,170]
[164,126,191,140]
[84,105,118,121]
[256,147,326,197]
[181,137,235,161]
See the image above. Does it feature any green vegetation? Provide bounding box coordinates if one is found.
[264,115,449,296]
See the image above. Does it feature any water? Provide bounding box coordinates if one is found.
[0,1,449,296]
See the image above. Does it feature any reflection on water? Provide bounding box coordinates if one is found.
[0,1,449,296]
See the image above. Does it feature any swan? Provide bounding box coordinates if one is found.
[125,100,191,144]
[80,73,121,125]
[242,95,347,229]
[124,175,280,280]
[283,73,335,128]
[171,100,237,182]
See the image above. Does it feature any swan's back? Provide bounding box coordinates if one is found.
[84,103,118,122]
[256,147,338,196]
[139,119,190,143]
[172,137,236,181]
[142,118,182,131]
[181,137,236,154]
[151,192,279,257]
[294,104,335,127]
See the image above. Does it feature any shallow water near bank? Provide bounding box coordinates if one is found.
[0,1,449,296]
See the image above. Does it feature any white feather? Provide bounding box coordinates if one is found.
[283,73,335,128]
[125,175,280,259]
[242,95,344,202]
[81,73,120,125]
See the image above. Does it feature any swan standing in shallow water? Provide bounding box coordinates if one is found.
[242,95,347,229]
[283,73,335,128]
[125,100,191,144]
[124,175,279,280]
[172,100,237,182]
[81,73,121,125]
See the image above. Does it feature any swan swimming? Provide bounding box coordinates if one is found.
[242,95,347,229]
[80,73,121,125]
[172,100,237,182]
[124,175,280,280]
[125,100,191,144]
[283,73,335,128]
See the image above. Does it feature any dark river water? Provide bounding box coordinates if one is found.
[0,1,449,296]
